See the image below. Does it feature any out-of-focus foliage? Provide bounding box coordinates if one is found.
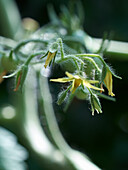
[0,127,28,170]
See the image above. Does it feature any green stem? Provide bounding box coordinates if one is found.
[23,68,73,170]
[13,39,48,60]
[39,75,100,170]
[57,55,84,65]
[85,36,128,61]
[75,53,100,57]
[57,38,65,59]
[81,57,101,72]
[96,32,108,54]
[25,51,44,65]
[39,76,72,153]
[74,30,128,60]
[74,53,106,66]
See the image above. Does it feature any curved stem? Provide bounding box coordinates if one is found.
[81,57,101,72]
[24,51,44,65]
[22,68,73,170]
[74,53,106,66]
[39,74,101,170]
[57,38,65,59]
[13,39,48,60]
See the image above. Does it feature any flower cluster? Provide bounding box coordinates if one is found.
[0,37,121,115]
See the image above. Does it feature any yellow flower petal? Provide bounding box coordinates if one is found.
[83,80,104,91]
[65,72,74,79]
[86,80,99,84]
[104,71,115,96]
[44,52,56,68]
[71,79,81,93]
[51,72,103,95]
[50,77,73,83]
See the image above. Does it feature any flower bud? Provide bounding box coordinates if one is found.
[14,65,28,92]
[90,93,102,115]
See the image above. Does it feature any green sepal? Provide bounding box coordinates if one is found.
[48,52,57,67]
[90,92,102,115]
[57,85,72,105]
[19,65,28,91]
[9,49,14,60]
[64,92,75,112]
[15,70,22,86]
[40,51,48,59]
[52,52,57,66]
[14,65,28,92]
[96,92,116,102]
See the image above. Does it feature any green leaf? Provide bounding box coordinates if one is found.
[40,51,48,59]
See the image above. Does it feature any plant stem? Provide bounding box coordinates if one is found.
[25,51,44,65]
[57,38,65,59]
[13,39,48,60]
[39,74,101,170]
[74,53,106,66]
[85,36,128,61]
[22,68,72,170]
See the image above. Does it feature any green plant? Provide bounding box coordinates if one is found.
[0,0,125,170]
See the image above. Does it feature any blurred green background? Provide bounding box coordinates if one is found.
[0,0,128,170]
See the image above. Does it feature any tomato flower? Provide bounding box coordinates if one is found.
[50,72,104,94]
